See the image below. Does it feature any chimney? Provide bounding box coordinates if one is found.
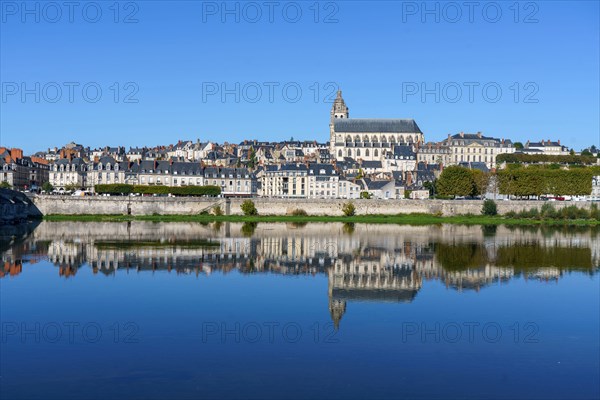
[460,132,465,138]
[10,148,23,160]
[477,132,482,138]
[558,140,560,145]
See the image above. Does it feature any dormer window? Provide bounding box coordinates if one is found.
[98,164,103,171]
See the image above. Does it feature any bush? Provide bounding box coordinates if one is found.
[291,208,307,216]
[213,205,223,216]
[591,204,600,220]
[359,191,371,199]
[342,202,356,217]
[482,199,497,216]
[95,184,221,196]
[540,203,558,219]
[241,200,258,216]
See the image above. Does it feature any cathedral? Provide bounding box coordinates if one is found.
[329,90,424,161]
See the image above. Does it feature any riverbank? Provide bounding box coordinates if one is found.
[42,213,600,226]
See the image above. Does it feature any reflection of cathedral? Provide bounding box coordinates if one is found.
[2,221,599,329]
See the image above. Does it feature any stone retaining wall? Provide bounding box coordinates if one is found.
[32,195,595,216]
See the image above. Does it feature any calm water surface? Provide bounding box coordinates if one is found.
[1,221,599,399]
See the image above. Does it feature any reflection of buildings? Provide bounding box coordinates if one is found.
[2,222,599,328]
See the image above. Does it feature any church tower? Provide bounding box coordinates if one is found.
[329,90,349,153]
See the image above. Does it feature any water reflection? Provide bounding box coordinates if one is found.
[3,222,599,320]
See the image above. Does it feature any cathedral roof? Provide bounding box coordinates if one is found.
[334,119,422,134]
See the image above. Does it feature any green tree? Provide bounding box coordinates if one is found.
[247,147,257,169]
[0,181,11,189]
[514,142,524,150]
[359,191,371,199]
[241,200,258,216]
[42,182,54,192]
[482,199,497,216]
[423,181,436,197]
[471,170,490,197]
[436,166,475,197]
[342,202,356,216]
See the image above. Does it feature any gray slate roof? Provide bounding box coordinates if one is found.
[334,119,422,134]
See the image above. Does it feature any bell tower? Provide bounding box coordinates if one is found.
[329,90,349,153]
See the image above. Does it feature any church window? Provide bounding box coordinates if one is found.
[366,149,370,157]
[338,150,342,157]
[357,149,361,157]
[374,149,379,157]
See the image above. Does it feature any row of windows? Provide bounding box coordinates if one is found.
[342,135,420,143]
[454,147,494,154]
[339,149,380,158]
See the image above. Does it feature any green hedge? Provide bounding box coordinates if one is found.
[497,168,593,197]
[94,184,134,195]
[95,184,221,196]
[497,153,596,165]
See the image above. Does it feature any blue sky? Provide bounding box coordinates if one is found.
[1,1,598,154]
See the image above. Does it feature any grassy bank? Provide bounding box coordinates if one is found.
[42,213,600,226]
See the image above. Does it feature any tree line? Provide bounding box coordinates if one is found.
[436,166,600,198]
[94,184,221,196]
[496,153,597,165]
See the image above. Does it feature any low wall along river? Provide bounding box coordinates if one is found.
[31,195,595,216]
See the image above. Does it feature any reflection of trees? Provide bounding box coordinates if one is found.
[435,243,490,270]
[497,244,592,271]
[241,222,257,237]
[342,223,355,235]
[436,241,595,272]
[481,225,497,237]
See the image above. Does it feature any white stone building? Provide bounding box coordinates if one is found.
[329,90,424,162]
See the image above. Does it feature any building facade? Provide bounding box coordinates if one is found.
[329,91,424,162]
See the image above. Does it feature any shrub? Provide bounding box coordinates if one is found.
[213,205,223,216]
[591,204,600,220]
[291,208,307,216]
[481,199,497,216]
[540,203,558,219]
[342,202,356,217]
[241,200,258,216]
[359,191,371,199]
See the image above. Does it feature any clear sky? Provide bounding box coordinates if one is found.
[1,0,598,154]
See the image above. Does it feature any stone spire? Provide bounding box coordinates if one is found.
[330,90,349,124]
[329,89,349,153]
